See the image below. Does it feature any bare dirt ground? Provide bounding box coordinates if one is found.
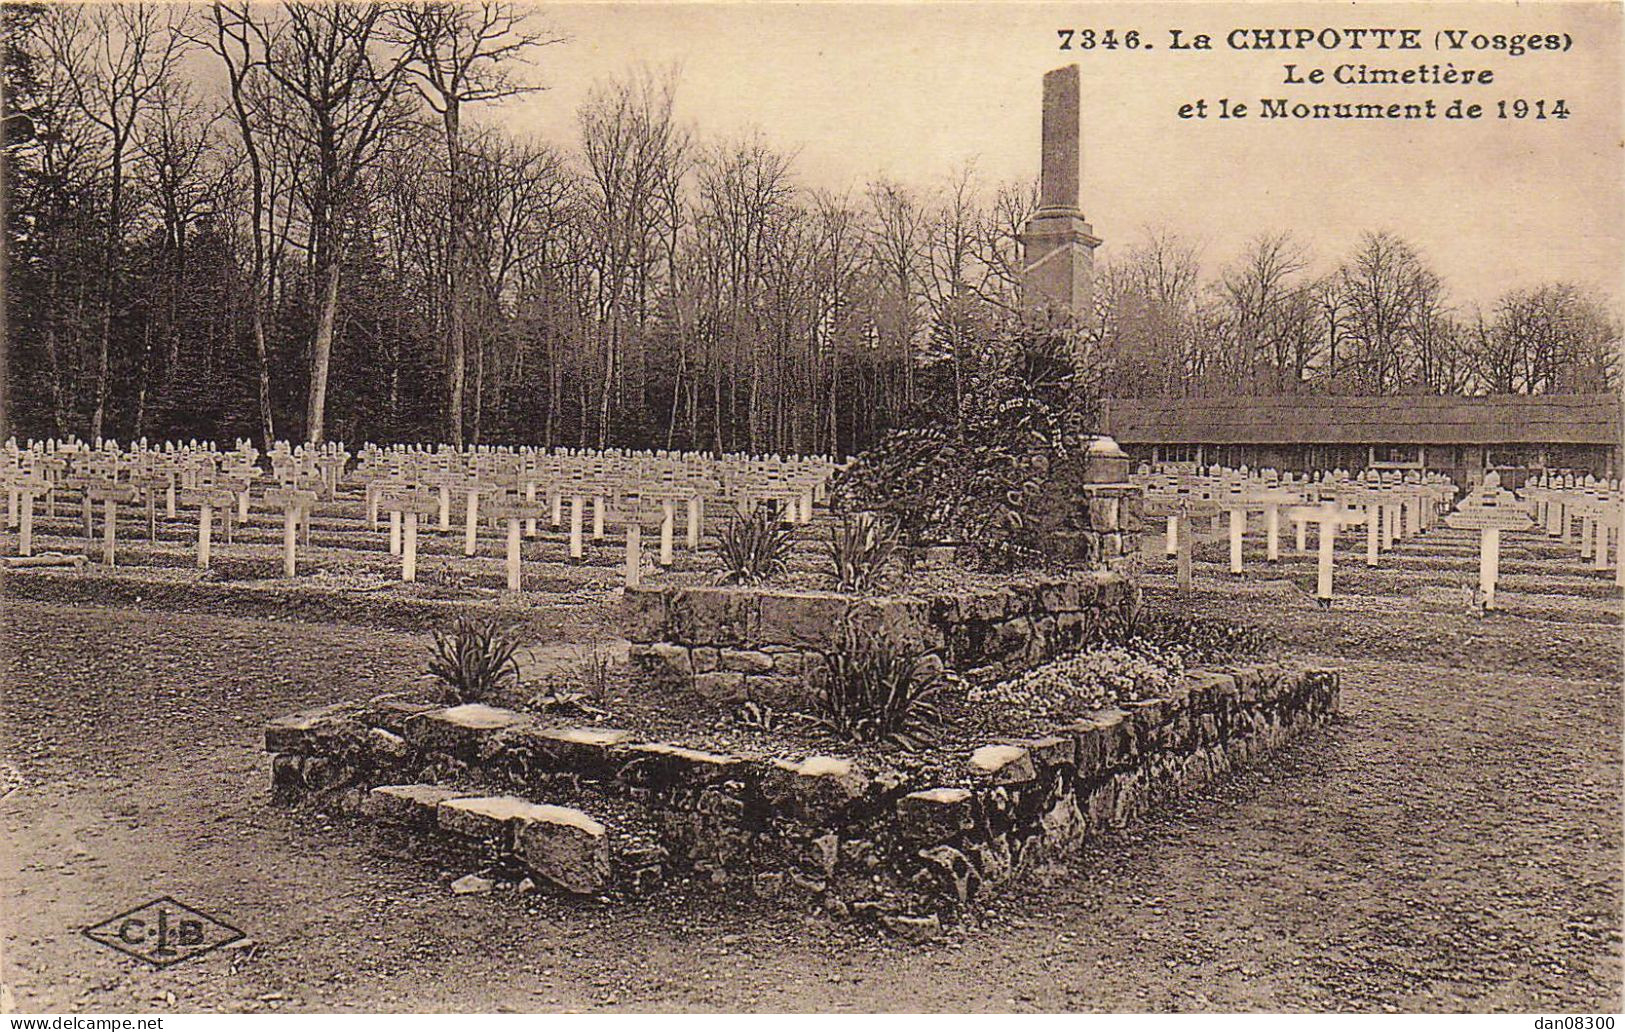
[2,556,1620,1012]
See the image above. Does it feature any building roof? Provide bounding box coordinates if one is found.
[1100,394,1623,447]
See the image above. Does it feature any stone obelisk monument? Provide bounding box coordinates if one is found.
[1020,64,1100,324]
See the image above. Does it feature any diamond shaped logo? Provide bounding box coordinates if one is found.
[83,897,245,969]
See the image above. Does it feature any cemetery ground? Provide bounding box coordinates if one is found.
[1,514,1619,1013]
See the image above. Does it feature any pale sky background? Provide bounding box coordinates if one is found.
[473,0,1623,308]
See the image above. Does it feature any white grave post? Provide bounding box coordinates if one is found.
[1289,502,1365,608]
[687,494,703,550]
[1227,506,1245,575]
[403,509,420,582]
[1444,473,1534,612]
[569,495,585,560]
[464,485,481,557]
[623,491,643,588]
[659,498,676,566]
[506,511,523,591]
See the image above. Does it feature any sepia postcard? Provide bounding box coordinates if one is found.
[0,0,1620,1021]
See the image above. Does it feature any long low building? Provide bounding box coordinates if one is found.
[1099,393,1623,486]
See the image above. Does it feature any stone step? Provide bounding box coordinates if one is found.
[360,783,619,896]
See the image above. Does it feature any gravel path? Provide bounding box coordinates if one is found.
[2,595,1620,1012]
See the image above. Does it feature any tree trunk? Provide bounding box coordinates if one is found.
[442,101,466,447]
[305,257,342,444]
[251,301,276,447]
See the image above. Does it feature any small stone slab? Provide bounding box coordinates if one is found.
[896,787,975,843]
[515,805,612,895]
[531,727,635,776]
[1063,709,1127,778]
[264,703,360,753]
[760,755,869,823]
[404,703,533,758]
[1011,735,1075,769]
[968,744,1037,785]
[437,795,560,844]
[618,742,744,790]
[363,784,469,828]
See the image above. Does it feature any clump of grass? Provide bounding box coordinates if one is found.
[428,617,522,704]
[716,504,794,586]
[816,622,945,749]
[827,512,900,593]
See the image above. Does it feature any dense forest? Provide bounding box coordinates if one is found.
[2,2,1619,452]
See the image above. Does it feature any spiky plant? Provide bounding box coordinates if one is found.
[827,512,900,593]
[716,503,795,586]
[427,617,522,704]
[816,622,945,749]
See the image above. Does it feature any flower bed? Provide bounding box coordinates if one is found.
[623,570,1141,711]
[263,660,1339,936]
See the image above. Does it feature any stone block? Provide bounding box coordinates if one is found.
[1040,792,1086,852]
[1036,579,1082,612]
[437,794,554,846]
[897,787,975,843]
[365,699,439,734]
[768,650,803,677]
[760,755,869,824]
[363,783,468,828]
[403,703,533,760]
[968,744,1037,785]
[691,646,720,673]
[848,597,941,652]
[1066,708,1124,778]
[1086,495,1122,532]
[917,843,978,903]
[970,834,1013,885]
[986,617,1033,660]
[622,586,671,642]
[962,589,1011,624]
[366,727,411,762]
[529,726,636,777]
[1011,735,1075,769]
[270,754,301,801]
[629,643,690,688]
[720,648,775,674]
[756,591,851,649]
[264,703,363,754]
[300,755,349,793]
[668,587,761,647]
[618,742,745,791]
[692,671,747,704]
[515,805,611,894]
[743,674,807,712]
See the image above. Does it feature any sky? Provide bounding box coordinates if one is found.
[478,0,1623,308]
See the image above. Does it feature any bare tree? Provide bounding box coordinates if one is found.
[578,66,688,448]
[36,2,189,439]
[250,1,412,443]
[391,0,562,445]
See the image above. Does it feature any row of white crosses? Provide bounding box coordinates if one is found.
[352,444,838,589]
[2,437,268,568]
[3,437,840,590]
[1133,464,1459,606]
[1518,472,1625,587]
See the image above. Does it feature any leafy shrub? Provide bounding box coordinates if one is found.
[832,318,1099,571]
[716,504,795,586]
[827,512,900,593]
[969,642,1185,718]
[816,623,945,748]
[428,617,522,704]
